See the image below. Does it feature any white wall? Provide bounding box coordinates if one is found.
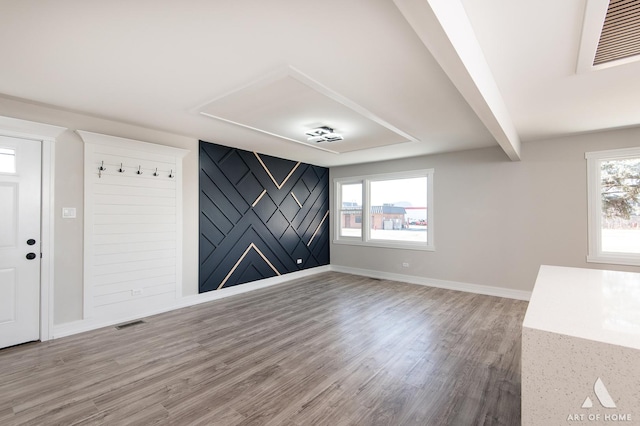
[4,93,640,326]
[0,96,200,325]
[330,127,640,292]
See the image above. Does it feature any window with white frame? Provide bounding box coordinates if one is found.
[334,169,434,250]
[0,147,16,173]
[587,147,640,266]
[338,181,363,239]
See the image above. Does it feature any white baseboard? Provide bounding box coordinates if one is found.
[52,265,332,339]
[329,265,531,301]
[53,263,529,339]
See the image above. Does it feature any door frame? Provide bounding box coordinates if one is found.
[0,115,66,342]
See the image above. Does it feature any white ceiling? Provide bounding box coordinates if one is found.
[197,67,417,154]
[0,0,638,167]
[462,0,640,142]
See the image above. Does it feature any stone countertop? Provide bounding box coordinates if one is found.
[523,265,640,350]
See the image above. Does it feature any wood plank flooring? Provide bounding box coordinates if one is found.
[0,272,527,425]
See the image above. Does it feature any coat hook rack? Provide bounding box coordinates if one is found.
[136,165,143,175]
[153,167,159,177]
[118,163,125,173]
[168,169,174,179]
[99,161,107,171]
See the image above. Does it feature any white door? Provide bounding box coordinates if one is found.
[0,135,41,348]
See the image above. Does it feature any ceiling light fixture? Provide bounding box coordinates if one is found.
[305,126,343,143]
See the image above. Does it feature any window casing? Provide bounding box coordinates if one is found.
[334,169,434,251]
[587,147,640,266]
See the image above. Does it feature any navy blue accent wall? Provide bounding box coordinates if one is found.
[199,140,330,293]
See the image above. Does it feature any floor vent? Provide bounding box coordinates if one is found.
[115,320,145,330]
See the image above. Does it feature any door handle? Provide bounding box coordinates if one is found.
[26,253,37,260]
[27,239,36,245]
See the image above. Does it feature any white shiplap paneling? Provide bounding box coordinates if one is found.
[79,130,188,321]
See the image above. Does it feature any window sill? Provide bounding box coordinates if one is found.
[587,254,640,267]
[333,239,435,252]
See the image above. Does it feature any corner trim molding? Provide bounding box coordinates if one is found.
[0,115,67,141]
[330,265,531,301]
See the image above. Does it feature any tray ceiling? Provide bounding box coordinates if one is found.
[198,67,417,154]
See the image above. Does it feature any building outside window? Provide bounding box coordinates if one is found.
[335,169,434,251]
[338,184,362,238]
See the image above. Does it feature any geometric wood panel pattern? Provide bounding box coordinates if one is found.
[199,140,329,293]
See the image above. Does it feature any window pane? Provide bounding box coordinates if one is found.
[340,183,362,238]
[601,158,640,253]
[370,177,427,243]
[0,148,16,173]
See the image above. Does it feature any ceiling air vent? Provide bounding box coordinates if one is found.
[594,0,640,65]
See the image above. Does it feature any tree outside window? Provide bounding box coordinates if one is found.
[587,148,640,265]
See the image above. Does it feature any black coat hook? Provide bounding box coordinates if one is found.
[136,165,143,175]
[99,161,107,171]
[168,169,174,178]
[118,163,125,173]
[153,167,159,177]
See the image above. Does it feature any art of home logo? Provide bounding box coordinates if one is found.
[567,377,633,423]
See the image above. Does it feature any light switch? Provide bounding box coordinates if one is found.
[62,207,77,218]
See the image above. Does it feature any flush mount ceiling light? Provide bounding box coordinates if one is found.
[305,126,343,143]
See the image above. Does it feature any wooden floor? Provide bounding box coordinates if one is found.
[0,272,527,426]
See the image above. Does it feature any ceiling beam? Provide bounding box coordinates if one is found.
[394,0,521,161]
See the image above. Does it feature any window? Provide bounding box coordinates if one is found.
[587,147,640,266]
[335,169,434,250]
[0,148,16,173]
[338,182,363,238]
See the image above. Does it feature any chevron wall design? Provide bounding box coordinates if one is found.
[199,141,330,293]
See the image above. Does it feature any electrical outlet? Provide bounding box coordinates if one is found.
[297,259,303,264]
[402,262,409,268]
[131,289,143,296]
